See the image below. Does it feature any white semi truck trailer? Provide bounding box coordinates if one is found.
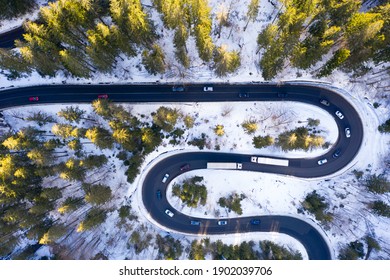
[206,162,242,169]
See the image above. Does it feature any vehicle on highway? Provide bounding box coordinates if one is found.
[251,156,289,167]
[180,164,190,171]
[156,190,162,200]
[277,93,288,98]
[172,86,185,92]
[218,220,227,226]
[317,158,328,165]
[162,173,170,183]
[320,99,330,106]
[250,219,261,225]
[332,149,341,158]
[238,92,249,98]
[345,127,351,138]
[335,110,344,119]
[97,94,108,99]
[28,96,39,101]
[207,162,242,169]
[203,86,213,91]
[190,220,201,226]
[165,209,174,217]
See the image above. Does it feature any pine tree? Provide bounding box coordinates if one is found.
[110,0,155,48]
[371,200,390,217]
[142,44,166,74]
[51,123,76,139]
[318,48,350,77]
[244,0,260,31]
[0,0,36,20]
[194,0,214,62]
[84,184,112,205]
[92,98,113,119]
[85,126,114,150]
[58,197,84,214]
[344,12,384,69]
[59,48,93,78]
[58,158,86,181]
[86,23,119,73]
[173,23,190,68]
[252,135,274,148]
[39,224,67,245]
[57,106,86,123]
[77,207,107,232]
[152,107,180,132]
[27,148,54,167]
[213,45,241,77]
[0,49,31,79]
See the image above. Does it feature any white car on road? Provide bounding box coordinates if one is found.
[165,209,174,217]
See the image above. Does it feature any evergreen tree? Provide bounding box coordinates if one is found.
[344,12,384,69]
[142,44,166,75]
[318,48,350,77]
[338,240,365,260]
[213,124,225,136]
[244,0,260,31]
[0,49,31,79]
[370,200,390,217]
[242,120,258,134]
[51,123,76,139]
[194,0,214,62]
[59,48,93,78]
[213,45,241,77]
[110,0,155,48]
[82,154,108,169]
[58,106,86,123]
[77,207,107,232]
[58,158,86,181]
[85,126,114,150]
[84,184,112,205]
[364,174,390,194]
[152,107,180,132]
[0,0,36,20]
[253,135,274,148]
[39,224,67,245]
[58,197,84,214]
[27,148,54,167]
[86,23,119,73]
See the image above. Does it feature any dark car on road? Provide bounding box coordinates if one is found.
[172,86,185,92]
[180,164,190,171]
[238,92,249,98]
[190,220,201,226]
[156,190,162,200]
[332,149,341,158]
[250,219,261,225]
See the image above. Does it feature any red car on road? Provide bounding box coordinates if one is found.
[97,94,108,99]
[28,96,39,101]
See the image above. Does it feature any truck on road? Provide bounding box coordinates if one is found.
[207,162,242,170]
[251,156,289,167]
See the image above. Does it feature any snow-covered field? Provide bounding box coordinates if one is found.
[1,0,390,260]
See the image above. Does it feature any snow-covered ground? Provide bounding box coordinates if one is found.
[1,0,390,260]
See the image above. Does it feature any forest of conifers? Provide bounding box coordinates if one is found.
[0,0,389,80]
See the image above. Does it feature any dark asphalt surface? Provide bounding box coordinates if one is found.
[0,26,24,49]
[0,83,364,259]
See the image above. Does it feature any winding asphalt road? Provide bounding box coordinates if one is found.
[0,83,364,259]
